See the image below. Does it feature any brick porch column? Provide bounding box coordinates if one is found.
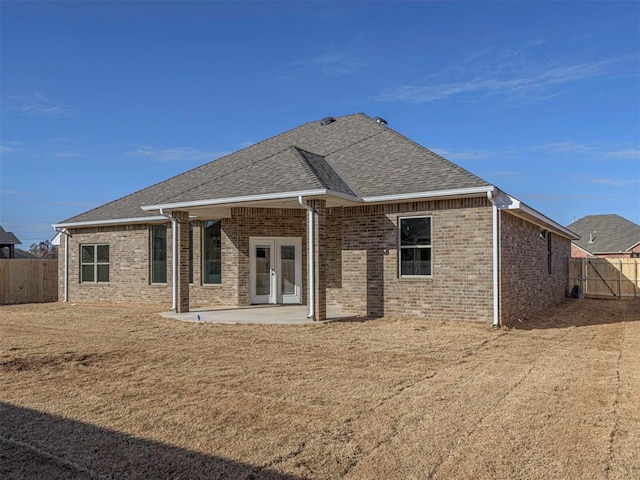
[172,210,190,313]
[308,199,327,321]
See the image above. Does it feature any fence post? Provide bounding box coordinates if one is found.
[581,258,586,297]
[635,259,638,299]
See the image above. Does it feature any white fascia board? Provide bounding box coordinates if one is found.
[362,186,495,203]
[141,189,328,211]
[503,194,579,240]
[51,230,62,246]
[52,216,167,229]
[324,189,363,203]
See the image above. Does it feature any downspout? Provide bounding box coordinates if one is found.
[64,230,68,303]
[298,196,315,319]
[487,191,500,328]
[55,228,70,303]
[160,209,177,311]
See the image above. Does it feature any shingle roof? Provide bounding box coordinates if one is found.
[58,113,492,224]
[567,214,640,254]
[0,226,21,245]
[14,248,37,259]
[294,148,357,197]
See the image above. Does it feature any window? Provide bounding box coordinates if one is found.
[151,224,167,284]
[547,233,552,275]
[203,220,221,284]
[399,216,432,277]
[81,244,109,283]
[189,223,194,284]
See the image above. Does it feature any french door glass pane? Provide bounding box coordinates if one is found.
[255,246,271,296]
[281,245,295,295]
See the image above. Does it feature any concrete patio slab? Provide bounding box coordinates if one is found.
[161,305,355,324]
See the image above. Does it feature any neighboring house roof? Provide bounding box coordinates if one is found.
[14,248,38,259]
[54,113,577,240]
[0,226,21,245]
[567,214,640,254]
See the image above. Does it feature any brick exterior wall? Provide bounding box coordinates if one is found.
[499,211,571,325]
[58,199,570,325]
[59,224,172,304]
[330,197,494,322]
[59,209,307,308]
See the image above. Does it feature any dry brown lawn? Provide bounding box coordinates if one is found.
[1,298,638,479]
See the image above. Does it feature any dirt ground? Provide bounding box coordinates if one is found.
[0,298,638,480]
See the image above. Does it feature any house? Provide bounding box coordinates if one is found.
[53,113,578,325]
[13,248,38,260]
[0,225,21,259]
[567,214,640,258]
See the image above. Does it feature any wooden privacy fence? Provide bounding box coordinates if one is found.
[568,258,639,299]
[0,259,58,304]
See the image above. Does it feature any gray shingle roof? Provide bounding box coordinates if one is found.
[567,214,640,254]
[294,148,358,197]
[58,113,492,224]
[0,226,21,245]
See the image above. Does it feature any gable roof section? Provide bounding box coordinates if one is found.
[56,113,492,226]
[568,214,640,254]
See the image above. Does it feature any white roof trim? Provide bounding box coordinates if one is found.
[362,186,495,203]
[141,189,361,211]
[501,193,579,240]
[53,216,166,229]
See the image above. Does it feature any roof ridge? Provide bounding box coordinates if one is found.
[290,146,326,190]
[293,147,359,198]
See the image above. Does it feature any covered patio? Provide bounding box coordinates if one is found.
[161,304,357,324]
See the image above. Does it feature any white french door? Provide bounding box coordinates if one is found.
[250,237,302,304]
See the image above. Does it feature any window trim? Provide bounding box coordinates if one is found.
[398,215,433,279]
[80,244,110,283]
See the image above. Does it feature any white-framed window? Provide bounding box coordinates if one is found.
[81,244,109,283]
[203,220,221,284]
[399,216,432,277]
[151,224,167,284]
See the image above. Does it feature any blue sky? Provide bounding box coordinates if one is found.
[1,1,638,247]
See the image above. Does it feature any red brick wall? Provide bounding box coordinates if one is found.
[571,244,590,258]
[499,212,571,325]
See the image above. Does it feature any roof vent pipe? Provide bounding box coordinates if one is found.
[375,116,388,126]
[319,117,335,126]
